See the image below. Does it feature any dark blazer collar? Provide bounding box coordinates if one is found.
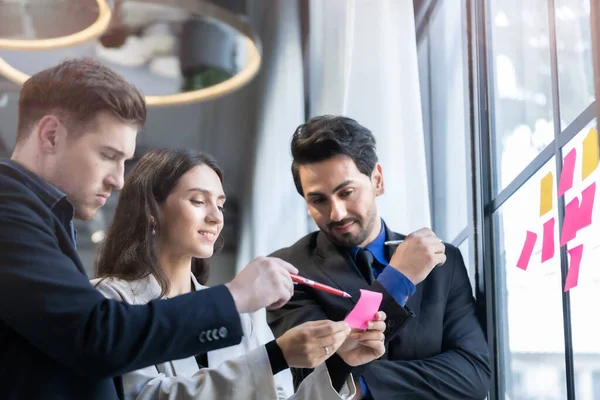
[0,160,70,211]
[313,219,407,303]
[314,231,367,305]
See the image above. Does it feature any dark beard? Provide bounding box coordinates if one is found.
[325,214,377,248]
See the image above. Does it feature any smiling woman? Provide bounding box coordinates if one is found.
[95,148,224,293]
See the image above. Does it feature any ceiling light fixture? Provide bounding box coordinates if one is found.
[0,0,262,106]
[0,0,112,50]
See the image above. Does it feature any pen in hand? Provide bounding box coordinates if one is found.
[290,274,352,298]
[384,240,404,246]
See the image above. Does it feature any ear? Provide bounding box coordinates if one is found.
[372,163,385,196]
[36,115,65,154]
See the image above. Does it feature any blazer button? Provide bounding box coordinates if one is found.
[198,331,206,343]
[388,319,396,328]
[218,327,228,339]
[212,329,220,340]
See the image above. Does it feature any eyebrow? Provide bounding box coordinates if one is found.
[102,146,127,159]
[188,187,226,201]
[306,180,354,197]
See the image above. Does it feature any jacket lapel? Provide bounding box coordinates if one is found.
[52,217,88,275]
[313,232,370,305]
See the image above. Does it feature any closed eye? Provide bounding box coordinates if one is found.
[191,200,205,206]
[312,198,325,205]
[101,152,117,161]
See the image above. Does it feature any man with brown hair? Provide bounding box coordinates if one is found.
[0,58,301,399]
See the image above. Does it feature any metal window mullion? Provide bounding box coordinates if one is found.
[467,0,502,398]
[547,0,576,398]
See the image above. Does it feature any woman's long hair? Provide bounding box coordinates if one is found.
[95,148,225,297]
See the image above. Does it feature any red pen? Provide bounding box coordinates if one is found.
[291,274,352,298]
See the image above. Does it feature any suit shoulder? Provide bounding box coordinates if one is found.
[0,165,35,192]
[443,242,464,265]
[0,170,50,216]
[269,231,319,260]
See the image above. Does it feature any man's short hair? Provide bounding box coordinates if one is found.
[290,115,378,196]
[16,57,146,144]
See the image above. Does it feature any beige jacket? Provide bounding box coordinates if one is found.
[91,274,356,400]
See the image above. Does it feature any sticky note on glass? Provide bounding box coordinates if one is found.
[564,244,583,292]
[344,289,383,330]
[560,182,596,246]
[541,218,555,262]
[540,171,554,216]
[517,231,537,270]
[558,148,576,196]
[582,127,599,181]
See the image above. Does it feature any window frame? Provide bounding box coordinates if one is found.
[419,0,600,398]
[462,0,600,399]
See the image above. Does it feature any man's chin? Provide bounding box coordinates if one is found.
[328,231,362,248]
[74,206,98,221]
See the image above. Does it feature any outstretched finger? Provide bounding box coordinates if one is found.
[312,321,351,338]
[374,311,387,321]
[365,320,386,333]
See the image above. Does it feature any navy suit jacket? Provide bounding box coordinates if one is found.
[267,224,491,399]
[0,162,244,399]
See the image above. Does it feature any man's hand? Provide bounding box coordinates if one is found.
[337,311,387,366]
[276,320,351,369]
[224,256,298,314]
[389,228,446,285]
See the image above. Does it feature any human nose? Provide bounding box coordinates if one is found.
[329,198,347,222]
[205,202,224,225]
[104,164,124,190]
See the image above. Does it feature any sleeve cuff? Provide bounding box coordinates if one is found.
[377,266,416,306]
[264,339,289,375]
[325,353,353,391]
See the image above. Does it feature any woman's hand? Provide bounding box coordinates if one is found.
[276,320,351,369]
[336,311,387,366]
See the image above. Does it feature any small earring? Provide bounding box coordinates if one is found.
[152,228,156,236]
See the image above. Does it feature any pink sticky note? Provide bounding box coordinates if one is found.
[560,182,596,245]
[517,231,537,270]
[344,289,383,330]
[561,197,580,245]
[564,244,583,292]
[541,218,555,262]
[578,182,596,228]
[558,148,577,196]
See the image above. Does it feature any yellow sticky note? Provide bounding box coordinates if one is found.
[582,127,599,180]
[540,171,553,216]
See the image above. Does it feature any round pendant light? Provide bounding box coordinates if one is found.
[0,0,112,50]
[0,0,261,106]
